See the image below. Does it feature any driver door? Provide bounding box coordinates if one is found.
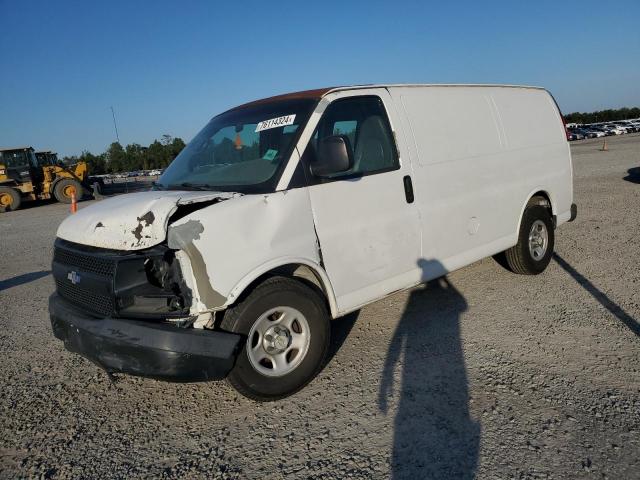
[301,89,422,314]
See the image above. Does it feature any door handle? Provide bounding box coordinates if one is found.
[403,175,414,204]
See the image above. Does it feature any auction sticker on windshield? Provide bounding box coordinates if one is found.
[255,115,296,132]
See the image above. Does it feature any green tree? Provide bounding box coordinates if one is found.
[169,137,186,163]
[64,135,186,174]
[79,150,106,174]
[124,143,146,171]
[105,142,126,173]
[146,140,168,169]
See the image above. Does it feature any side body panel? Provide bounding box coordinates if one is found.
[168,188,329,313]
[389,85,572,275]
[491,88,573,225]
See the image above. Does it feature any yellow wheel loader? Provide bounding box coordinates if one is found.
[0,147,101,211]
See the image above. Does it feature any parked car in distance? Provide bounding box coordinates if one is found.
[585,129,606,138]
[577,129,598,139]
[49,84,577,401]
[590,125,615,136]
[567,130,584,141]
[602,124,625,135]
[615,121,638,133]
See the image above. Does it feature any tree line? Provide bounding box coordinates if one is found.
[62,134,186,174]
[564,107,640,125]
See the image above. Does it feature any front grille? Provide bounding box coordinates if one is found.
[55,278,115,317]
[53,242,118,317]
[53,247,116,276]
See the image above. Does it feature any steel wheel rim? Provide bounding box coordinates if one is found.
[63,185,76,197]
[246,306,311,377]
[528,220,548,260]
[0,193,12,206]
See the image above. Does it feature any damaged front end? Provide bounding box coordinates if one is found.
[52,190,242,322]
[49,191,243,381]
[52,238,193,321]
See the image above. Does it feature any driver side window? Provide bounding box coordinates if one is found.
[303,96,399,180]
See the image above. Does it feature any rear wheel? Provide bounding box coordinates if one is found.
[221,276,330,401]
[0,187,21,211]
[503,204,554,274]
[53,178,82,203]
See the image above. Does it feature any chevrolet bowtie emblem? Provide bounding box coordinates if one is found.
[67,271,81,285]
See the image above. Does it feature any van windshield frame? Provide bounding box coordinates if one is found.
[156,98,319,194]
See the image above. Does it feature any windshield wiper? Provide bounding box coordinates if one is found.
[166,182,215,191]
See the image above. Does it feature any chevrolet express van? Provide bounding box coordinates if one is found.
[50,84,576,401]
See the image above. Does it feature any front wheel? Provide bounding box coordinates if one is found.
[221,276,330,401]
[502,204,555,275]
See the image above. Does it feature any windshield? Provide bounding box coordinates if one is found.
[0,150,32,168]
[157,98,317,193]
[35,153,53,166]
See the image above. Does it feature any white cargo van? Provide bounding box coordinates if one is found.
[50,84,576,400]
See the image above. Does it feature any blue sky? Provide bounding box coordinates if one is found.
[1,0,639,157]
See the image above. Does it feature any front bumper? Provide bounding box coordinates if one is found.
[49,293,241,382]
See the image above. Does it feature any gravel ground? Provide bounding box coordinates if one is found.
[1,134,639,479]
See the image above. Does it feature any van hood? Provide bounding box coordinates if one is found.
[56,190,239,250]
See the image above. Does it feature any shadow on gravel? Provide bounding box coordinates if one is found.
[2,198,57,212]
[322,310,359,372]
[0,270,51,292]
[379,259,480,479]
[553,253,639,337]
[623,167,640,184]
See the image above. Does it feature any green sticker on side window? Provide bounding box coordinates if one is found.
[262,149,278,161]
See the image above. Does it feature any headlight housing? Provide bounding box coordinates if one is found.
[113,248,192,318]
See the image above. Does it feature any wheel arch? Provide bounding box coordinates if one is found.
[224,258,338,318]
[516,188,555,232]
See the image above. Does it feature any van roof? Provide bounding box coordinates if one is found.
[336,83,545,92]
[233,84,546,110]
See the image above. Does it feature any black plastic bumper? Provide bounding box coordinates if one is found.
[49,294,241,382]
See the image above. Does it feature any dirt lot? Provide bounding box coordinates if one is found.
[1,134,639,479]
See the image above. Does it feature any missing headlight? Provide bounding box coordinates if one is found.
[114,247,193,319]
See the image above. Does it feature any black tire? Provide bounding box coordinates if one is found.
[53,178,83,203]
[0,186,21,211]
[221,276,330,401]
[503,204,554,275]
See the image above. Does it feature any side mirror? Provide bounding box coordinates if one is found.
[311,135,353,177]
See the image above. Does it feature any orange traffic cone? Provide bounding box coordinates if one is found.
[600,139,608,151]
[71,192,78,213]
